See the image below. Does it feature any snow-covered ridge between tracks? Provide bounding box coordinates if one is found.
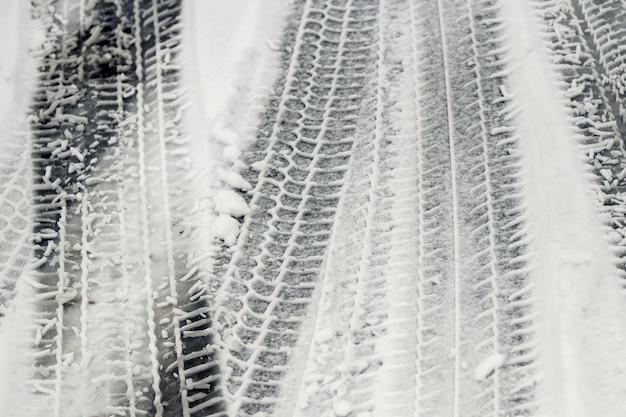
[0,0,42,132]
[0,0,43,413]
[182,0,289,246]
[501,1,626,416]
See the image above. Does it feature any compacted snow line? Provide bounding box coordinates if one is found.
[53,204,67,417]
[148,0,179,313]
[52,4,72,416]
[116,188,140,417]
[77,188,88,377]
[75,2,91,406]
[108,1,138,414]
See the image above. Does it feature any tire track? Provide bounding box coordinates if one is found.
[326,0,540,415]
[0,135,32,328]
[435,1,540,414]
[289,1,389,414]
[27,1,87,414]
[435,1,463,412]
[22,1,215,416]
[26,1,146,414]
[291,1,540,415]
[212,1,382,415]
[548,0,626,269]
[134,1,221,415]
[528,1,626,415]
[403,1,458,414]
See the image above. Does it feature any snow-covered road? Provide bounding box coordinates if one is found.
[1,1,626,416]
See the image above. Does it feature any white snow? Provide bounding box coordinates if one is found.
[0,1,42,415]
[313,328,335,345]
[473,354,505,381]
[181,0,289,248]
[211,215,242,247]
[501,2,626,416]
[334,400,352,417]
[214,190,250,218]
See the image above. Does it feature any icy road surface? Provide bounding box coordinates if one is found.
[1,0,626,416]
